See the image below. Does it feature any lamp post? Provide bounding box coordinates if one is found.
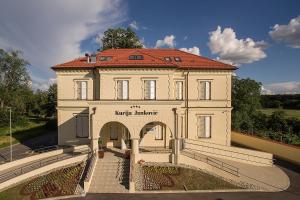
[7,107,12,162]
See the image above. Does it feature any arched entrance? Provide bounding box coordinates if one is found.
[139,121,173,153]
[99,121,131,150]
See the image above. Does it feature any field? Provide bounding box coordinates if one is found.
[259,108,300,120]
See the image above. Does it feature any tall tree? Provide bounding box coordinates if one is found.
[101,28,143,50]
[0,49,30,113]
[45,83,57,117]
[232,77,262,132]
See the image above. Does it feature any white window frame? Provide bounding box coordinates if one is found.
[197,116,211,138]
[175,81,183,100]
[75,115,89,138]
[117,80,129,100]
[144,80,156,100]
[199,81,211,100]
[76,81,88,100]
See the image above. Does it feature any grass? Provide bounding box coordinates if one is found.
[0,119,54,148]
[259,108,300,120]
[142,165,242,191]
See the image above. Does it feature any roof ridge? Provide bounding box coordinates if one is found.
[135,49,180,67]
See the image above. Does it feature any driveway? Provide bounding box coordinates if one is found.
[72,159,300,200]
[0,131,57,163]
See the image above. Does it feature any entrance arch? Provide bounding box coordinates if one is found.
[99,121,131,150]
[139,121,173,152]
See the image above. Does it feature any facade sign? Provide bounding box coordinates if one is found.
[115,110,158,116]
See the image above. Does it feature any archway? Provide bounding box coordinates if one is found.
[139,121,173,153]
[99,121,131,150]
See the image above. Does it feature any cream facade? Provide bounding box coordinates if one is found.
[55,67,232,155]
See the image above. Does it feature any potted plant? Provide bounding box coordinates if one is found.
[98,139,104,158]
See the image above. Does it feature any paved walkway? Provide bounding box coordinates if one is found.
[89,148,129,193]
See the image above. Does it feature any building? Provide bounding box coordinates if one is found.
[52,48,237,163]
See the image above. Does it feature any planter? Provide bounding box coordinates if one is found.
[98,150,104,158]
[124,150,131,159]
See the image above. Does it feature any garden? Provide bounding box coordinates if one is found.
[141,165,242,191]
[0,163,84,200]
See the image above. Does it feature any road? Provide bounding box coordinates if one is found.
[73,159,300,200]
[0,131,57,163]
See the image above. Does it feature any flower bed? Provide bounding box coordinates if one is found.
[141,165,242,191]
[0,163,84,200]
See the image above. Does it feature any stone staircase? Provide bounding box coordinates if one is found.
[89,149,130,193]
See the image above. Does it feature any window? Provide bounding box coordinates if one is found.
[198,116,211,138]
[199,81,211,100]
[76,115,89,138]
[129,55,144,60]
[90,54,96,63]
[100,56,112,61]
[144,80,156,100]
[155,125,163,140]
[164,57,171,62]
[110,125,118,140]
[117,80,129,100]
[175,81,183,100]
[77,81,87,100]
[174,57,182,62]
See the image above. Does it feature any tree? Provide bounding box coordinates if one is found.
[101,28,143,50]
[232,77,262,132]
[0,49,30,113]
[45,83,57,117]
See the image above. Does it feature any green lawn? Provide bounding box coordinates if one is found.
[0,119,54,148]
[259,108,300,120]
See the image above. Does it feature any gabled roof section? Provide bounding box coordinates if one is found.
[52,48,236,70]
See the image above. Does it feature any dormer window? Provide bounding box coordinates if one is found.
[129,55,144,60]
[90,54,96,63]
[174,57,182,62]
[100,56,112,61]
[164,57,172,62]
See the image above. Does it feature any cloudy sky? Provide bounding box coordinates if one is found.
[0,0,299,94]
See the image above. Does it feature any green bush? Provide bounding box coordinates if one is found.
[45,118,57,130]
[0,109,29,127]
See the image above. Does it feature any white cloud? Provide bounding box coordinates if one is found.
[0,0,126,89]
[208,26,267,65]
[129,20,139,30]
[269,16,300,48]
[263,81,300,94]
[155,35,176,48]
[30,75,57,91]
[179,47,201,55]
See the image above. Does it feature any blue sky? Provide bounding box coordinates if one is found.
[0,0,299,93]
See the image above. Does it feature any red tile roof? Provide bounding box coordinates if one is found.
[52,48,236,70]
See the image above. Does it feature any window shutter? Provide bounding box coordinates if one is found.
[122,80,128,99]
[176,81,183,100]
[82,116,89,137]
[81,82,87,99]
[205,116,211,137]
[117,81,123,99]
[205,82,211,100]
[198,116,205,137]
[144,81,150,99]
[150,80,156,99]
[199,82,205,100]
[77,82,81,99]
[76,116,82,137]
